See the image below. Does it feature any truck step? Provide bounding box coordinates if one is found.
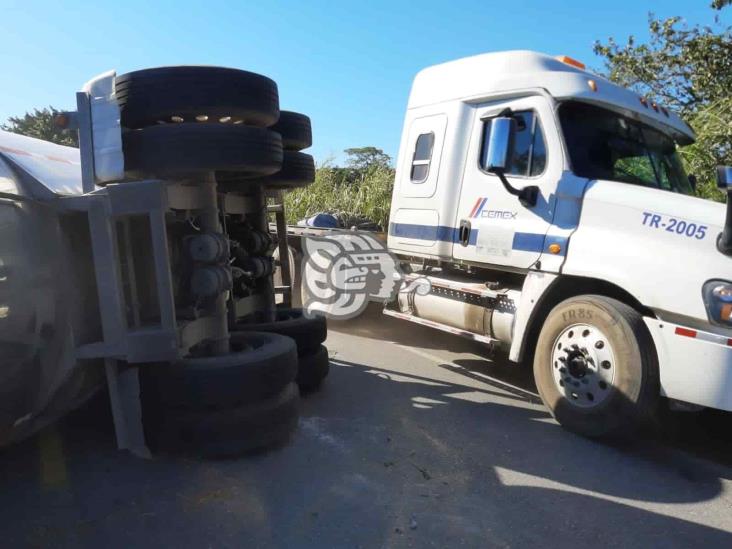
[383,307,497,347]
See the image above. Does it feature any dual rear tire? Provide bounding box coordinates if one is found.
[141,331,300,457]
[232,308,330,392]
[141,309,329,456]
[217,112,315,191]
[116,67,315,190]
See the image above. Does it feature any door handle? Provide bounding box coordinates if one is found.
[458,220,471,247]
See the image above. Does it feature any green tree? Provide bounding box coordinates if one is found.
[593,6,731,199]
[343,146,392,171]
[1,107,78,147]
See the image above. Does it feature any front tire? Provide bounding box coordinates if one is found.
[533,295,659,437]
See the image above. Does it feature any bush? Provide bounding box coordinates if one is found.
[284,161,394,229]
[679,98,732,201]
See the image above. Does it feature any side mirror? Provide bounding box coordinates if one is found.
[482,115,538,208]
[484,117,515,173]
[688,174,698,191]
[717,166,732,190]
[716,166,732,256]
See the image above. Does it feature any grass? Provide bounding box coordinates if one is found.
[284,162,394,229]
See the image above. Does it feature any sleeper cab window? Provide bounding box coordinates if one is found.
[410,132,435,182]
[480,111,547,177]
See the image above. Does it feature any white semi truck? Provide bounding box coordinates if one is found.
[288,50,732,437]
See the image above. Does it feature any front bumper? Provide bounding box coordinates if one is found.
[645,318,732,411]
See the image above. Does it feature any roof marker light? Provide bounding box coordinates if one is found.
[587,79,598,92]
[639,97,649,108]
[651,102,659,113]
[555,56,586,70]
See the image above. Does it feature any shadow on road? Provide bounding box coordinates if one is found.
[0,305,730,547]
[332,303,732,472]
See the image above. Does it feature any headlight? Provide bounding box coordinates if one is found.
[702,280,732,326]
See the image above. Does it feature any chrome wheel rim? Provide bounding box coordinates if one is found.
[550,323,616,409]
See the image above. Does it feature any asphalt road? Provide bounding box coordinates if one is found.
[2,305,732,548]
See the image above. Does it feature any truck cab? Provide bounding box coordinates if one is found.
[386,51,732,436]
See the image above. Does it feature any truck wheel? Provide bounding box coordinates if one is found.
[533,295,659,438]
[147,382,300,458]
[140,331,297,410]
[115,66,279,129]
[217,151,315,191]
[270,111,312,151]
[123,123,282,177]
[297,344,330,393]
[232,308,326,355]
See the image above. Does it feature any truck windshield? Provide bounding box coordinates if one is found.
[559,101,693,195]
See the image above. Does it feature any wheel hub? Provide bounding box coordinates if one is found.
[566,350,589,378]
[550,323,616,409]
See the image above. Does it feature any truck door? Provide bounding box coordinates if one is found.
[452,95,562,269]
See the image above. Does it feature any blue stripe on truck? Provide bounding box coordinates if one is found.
[389,222,567,256]
[388,223,457,242]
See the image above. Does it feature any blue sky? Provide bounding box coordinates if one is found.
[0,1,727,163]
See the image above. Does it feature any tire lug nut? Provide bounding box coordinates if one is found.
[595,340,604,349]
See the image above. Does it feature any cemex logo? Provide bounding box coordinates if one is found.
[468,197,517,220]
[301,233,430,319]
[469,197,488,218]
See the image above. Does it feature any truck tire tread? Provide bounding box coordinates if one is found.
[140,331,297,410]
[232,308,326,355]
[123,123,282,177]
[115,66,279,128]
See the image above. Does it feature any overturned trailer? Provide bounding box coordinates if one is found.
[0,67,329,456]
